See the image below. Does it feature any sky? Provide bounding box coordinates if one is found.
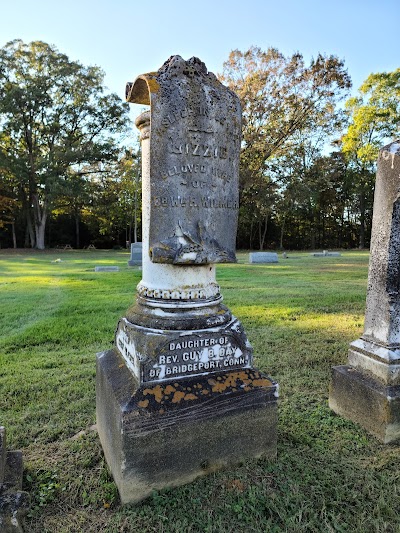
[0,0,398,119]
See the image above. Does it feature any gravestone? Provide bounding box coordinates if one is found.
[311,250,341,257]
[94,266,119,272]
[329,141,400,443]
[0,426,30,532]
[96,56,278,504]
[128,242,142,266]
[249,252,278,264]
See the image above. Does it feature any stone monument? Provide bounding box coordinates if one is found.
[96,56,278,504]
[128,242,142,266]
[0,426,29,532]
[329,141,400,443]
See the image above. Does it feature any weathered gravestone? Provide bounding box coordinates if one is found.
[96,56,278,504]
[94,266,120,272]
[249,252,278,264]
[329,141,400,443]
[128,242,142,266]
[0,426,30,532]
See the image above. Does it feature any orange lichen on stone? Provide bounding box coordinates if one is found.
[164,385,176,395]
[172,391,186,403]
[184,393,197,401]
[202,389,209,395]
[146,77,160,94]
[143,385,164,403]
[138,399,149,408]
[253,378,273,387]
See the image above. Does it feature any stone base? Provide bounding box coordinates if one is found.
[0,427,30,532]
[96,349,278,504]
[128,259,142,266]
[329,365,400,443]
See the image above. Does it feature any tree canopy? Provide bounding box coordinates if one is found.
[0,40,131,249]
[0,42,398,251]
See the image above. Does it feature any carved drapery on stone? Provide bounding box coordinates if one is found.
[126,56,242,265]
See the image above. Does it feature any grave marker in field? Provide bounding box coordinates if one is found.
[127,242,142,266]
[330,140,400,443]
[96,56,278,503]
[249,252,278,263]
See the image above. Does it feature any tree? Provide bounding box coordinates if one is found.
[0,40,131,249]
[341,69,400,247]
[220,46,351,249]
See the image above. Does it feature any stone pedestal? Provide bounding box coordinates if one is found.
[97,349,277,503]
[96,56,278,503]
[329,141,400,443]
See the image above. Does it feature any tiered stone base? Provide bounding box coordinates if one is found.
[96,348,278,504]
[329,365,400,443]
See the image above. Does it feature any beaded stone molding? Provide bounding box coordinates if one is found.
[136,281,220,300]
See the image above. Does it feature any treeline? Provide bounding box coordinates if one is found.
[0,42,399,250]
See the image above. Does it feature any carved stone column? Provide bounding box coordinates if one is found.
[330,141,400,443]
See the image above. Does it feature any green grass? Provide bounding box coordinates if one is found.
[1,249,400,532]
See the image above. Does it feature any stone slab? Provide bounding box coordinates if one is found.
[96,348,278,504]
[329,365,400,443]
[0,427,29,532]
[311,251,341,257]
[126,56,241,265]
[128,243,143,266]
[249,252,278,264]
[94,266,120,272]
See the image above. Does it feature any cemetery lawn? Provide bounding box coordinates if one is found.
[2,249,400,532]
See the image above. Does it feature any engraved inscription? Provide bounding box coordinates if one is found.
[116,326,144,381]
[152,196,239,209]
[143,333,250,382]
[133,56,241,264]
[168,141,227,159]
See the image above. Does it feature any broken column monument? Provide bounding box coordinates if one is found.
[96,56,278,504]
[330,140,400,443]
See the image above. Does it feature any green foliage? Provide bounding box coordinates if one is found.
[220,46,351,250]
[342,69,400,167]
[0,40,131,249]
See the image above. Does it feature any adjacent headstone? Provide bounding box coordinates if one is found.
[128,242,142,266]
[96,56,278,504]
[249,252,278,264]
[0,426,30,532]
[94,266,120,272]
[329,140,400,443]
[311,250,341,257]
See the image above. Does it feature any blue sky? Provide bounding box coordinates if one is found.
[1,0,397,117]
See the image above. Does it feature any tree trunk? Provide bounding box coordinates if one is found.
[11,222,17,249]
[134,189,138,243]
[259,214,268,250]
[32,195,47,250]
[75,212,80,249]
[279,216,286,250]
[359,189,365,249]
[26,210,35,248]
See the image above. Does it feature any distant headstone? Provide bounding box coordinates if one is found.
[311,250,341,257]
[330,140,400,443]
[96,55,278,504]
[0,426,30,531]
[249,252,278,263]
[95,266,119,272]
[128,242,142,266]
